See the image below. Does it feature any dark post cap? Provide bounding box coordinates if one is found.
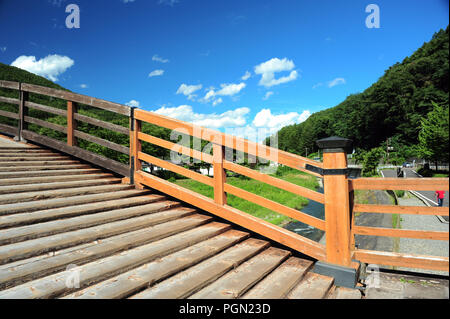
[316,136,353,153]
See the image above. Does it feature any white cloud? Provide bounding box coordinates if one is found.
[241,71,251,81]
[312,82,323,89]
[328,77,346,88]
[262,91,273,100]
[176,84,202,101]
[202,82,246,101]
[153,105,250,129]
[11,54,74,82]
[254,57,298,87]
[80,84,88,89]
[212,98,223,106]
[152,54,169,63]
[158,0,178,6]
[126,100,140,107]
[148,69,164,77]
[252,109,311,135]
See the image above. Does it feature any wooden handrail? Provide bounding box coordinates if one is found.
[1,80,448,273]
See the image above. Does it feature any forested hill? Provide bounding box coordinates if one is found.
[270,26,449,157]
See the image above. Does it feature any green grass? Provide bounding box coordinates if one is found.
[173,167,319,226]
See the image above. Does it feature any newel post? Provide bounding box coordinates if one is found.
[17,82,28,142]
[129,107,142,187]
[317,136,353,266]
[313,136,359,288]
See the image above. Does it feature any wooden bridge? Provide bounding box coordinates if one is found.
[0,80,448,299]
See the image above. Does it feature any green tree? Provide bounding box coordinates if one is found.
[418,102,449,168]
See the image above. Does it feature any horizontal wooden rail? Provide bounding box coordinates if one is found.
[0,96,20,105]
[134,170,327,261]
[74,113,129,135]
[0,110,19,120]
[20,83,131,116]
[354,204,449,216]
[350,177,449,191]
[0,123,17,135]
[223,183,326,231]
[138,131,213,163]
[353,249,449,271]
[25,101,67,117]
[353,225,449,240]
[24,116,67,133]
[21,130,129,176]
[134,109,322,176]
[74,130,129,154]
[0,80,20,90]
[223,160,325,204]
[138,151,214,187]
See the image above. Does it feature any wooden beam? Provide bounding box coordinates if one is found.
[353,249,449,271]
[353,225,449,240]
[353,204,449,216]
[350,177,449,191]
[74,113,128,135]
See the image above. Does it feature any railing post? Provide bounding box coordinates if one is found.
[213,143,227,205]
[316,136,353,267]
[17,82,28,142]
[67,101,77,147]
[130,109,143,188]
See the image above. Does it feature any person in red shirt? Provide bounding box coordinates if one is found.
[435,190,445,207]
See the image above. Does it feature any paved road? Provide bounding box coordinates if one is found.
[403,168,449,208]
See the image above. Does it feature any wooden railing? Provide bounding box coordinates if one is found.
[0,80,448,273]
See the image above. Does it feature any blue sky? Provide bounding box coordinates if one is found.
[0,0,448,141]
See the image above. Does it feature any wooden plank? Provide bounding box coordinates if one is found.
[74,113,128,135]
[0,168,103,179]
[189,247,290,299]
[0,173,112,188]
[138,151,214,186]
[135,170,327,261]
[74,130,129,155]
[25,101,66,117]
[0,214,212,297]
[21,83,131,116]
[353,225,449,240]
[0,188,148,215]
[322,151,352,266]
[0,160,81,167]
[287,272,334,299]
[242,257,314,299]
[0,152,60,157]
[64,228,248,299]
[131,238,269,299]
[0,200,180,245]
[0,194,165,229]
[224,183,326,231]
[0,164,91,172]
[21,130,130,176]
[350,177,449,191]
[327,287,361,299]
[134,109,322,174]
[353,249,449,271]
[0,155,70,161]
[0,80,20,90]
[0,183,133,205]
[0,222,230,291]
[353,204,449,216]
[0,110,19,120]
[224,160,325,204]
[138,131,213,163]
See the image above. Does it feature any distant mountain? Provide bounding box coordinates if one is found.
[270,26,449,155]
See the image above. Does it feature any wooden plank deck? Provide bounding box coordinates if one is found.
[0,136,361,299]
